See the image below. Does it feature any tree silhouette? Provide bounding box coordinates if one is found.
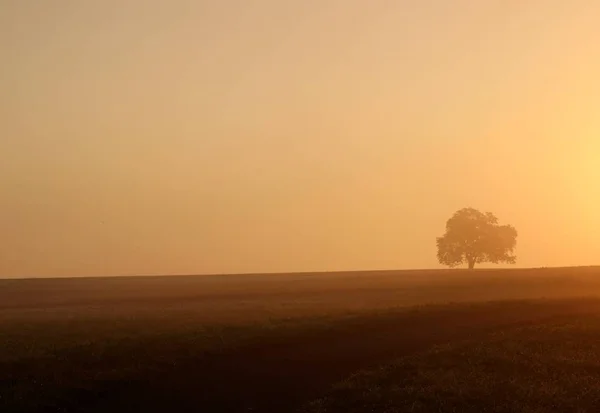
[437,208,517,270]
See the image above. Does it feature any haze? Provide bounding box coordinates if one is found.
[1,1,599,278]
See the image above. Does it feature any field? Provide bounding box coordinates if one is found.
[304,317,600,413]
[3,267,600,412]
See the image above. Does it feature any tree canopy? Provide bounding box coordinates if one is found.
[436,208,517,270]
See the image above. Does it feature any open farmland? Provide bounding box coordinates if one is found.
[3,267,600,412]
[303,317,600,413]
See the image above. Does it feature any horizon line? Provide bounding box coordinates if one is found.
[2,265,599,282]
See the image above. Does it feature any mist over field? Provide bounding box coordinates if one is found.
[2,1,600,279]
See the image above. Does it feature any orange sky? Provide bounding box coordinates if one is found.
[1,1,599,277]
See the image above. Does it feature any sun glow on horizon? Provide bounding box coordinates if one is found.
[2,1,600,277]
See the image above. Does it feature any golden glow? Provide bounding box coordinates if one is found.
[1,1,599,277]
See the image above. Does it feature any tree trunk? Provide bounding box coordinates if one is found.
[468,258,476,270]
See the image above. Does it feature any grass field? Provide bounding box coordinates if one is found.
[304,318,600,413]
[2,267,600,412]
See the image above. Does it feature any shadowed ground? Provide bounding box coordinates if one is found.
[2,268,600,412]
[303,311,600,413]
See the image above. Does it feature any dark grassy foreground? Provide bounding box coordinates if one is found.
[3,268,600,412]
[304,317,600,413]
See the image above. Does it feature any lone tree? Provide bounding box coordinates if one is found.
[437,208,517,270]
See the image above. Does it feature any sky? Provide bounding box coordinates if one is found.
[1,1,599,278]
